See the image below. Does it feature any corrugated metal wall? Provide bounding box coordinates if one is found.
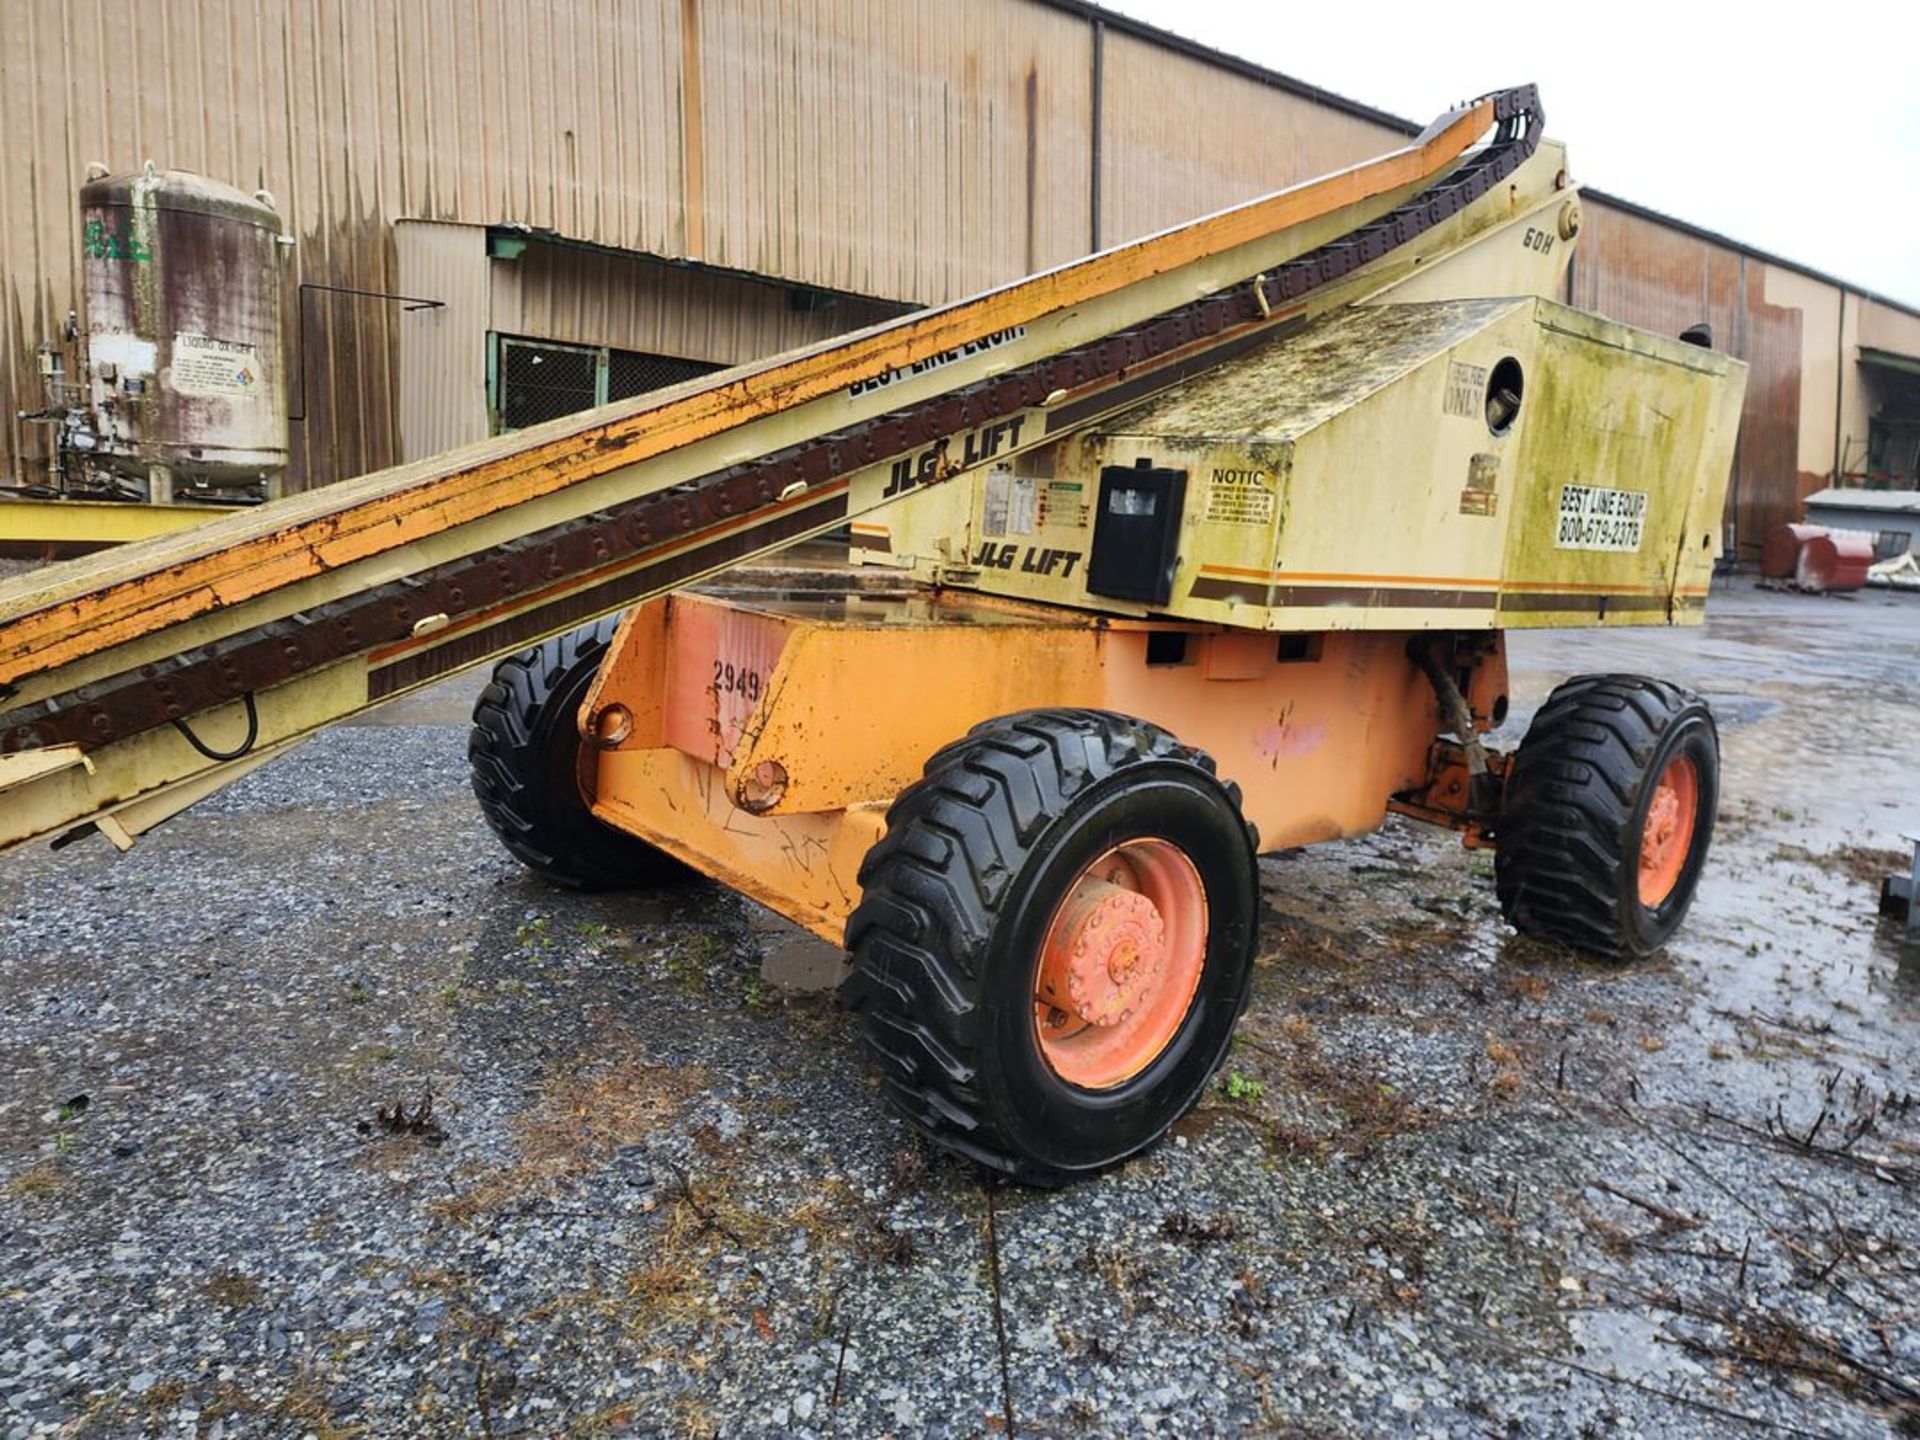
[696,0,1096,300]
[490,243,907,366]
[1095,29,1403,247]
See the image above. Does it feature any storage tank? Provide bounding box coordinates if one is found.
[1794,531,1875,594]
[79,163,288,497]
[1761,522,1825,579]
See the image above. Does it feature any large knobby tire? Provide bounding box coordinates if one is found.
[842,709,1260,1187]
[468,615,684,891]
[1496,675,1719,960]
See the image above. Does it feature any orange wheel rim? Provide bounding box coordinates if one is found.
[1637,754,1699,907]
[1033,839,1208,1090]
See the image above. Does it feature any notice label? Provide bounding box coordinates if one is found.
[1555,484,1647,551]
[1205,467,1277,526]
[981,466,1035,536]
[172,334,261,399]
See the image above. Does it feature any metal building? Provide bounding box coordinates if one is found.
[3,0,1917,555]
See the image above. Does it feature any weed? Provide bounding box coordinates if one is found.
[1222,1072,1264,1102]
[516,914,555,958]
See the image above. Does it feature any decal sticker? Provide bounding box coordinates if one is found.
[847,325,1027,398]
[172,334,262,398]
[971,542,1081,577]
[1555,483,1647,551]
[980,465,1036,536]
[1461,452,1499,516]
[1038,479,1087,529]
[882,415,1027,498]
[1444,361,1487,418]
[1204,466,1276,525]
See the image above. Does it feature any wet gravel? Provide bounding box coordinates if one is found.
[2,582,1917,1437]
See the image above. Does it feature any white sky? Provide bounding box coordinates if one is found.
[1099,0,1920,307]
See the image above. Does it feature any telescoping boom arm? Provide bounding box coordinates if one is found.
[0,88,1550,855]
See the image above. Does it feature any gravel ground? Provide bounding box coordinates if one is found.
[2,581,1917,1438]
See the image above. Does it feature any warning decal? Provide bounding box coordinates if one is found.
[172,334,262,399]
[1555,483,1647,552]
[1205,467,1276,526]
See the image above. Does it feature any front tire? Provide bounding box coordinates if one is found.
[1496,674,1718,959]
[843,709,1260,1186]
[468,615,684,891]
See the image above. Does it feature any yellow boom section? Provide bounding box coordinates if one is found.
[0,89,1545,854]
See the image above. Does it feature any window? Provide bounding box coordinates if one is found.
[488,334,724,432]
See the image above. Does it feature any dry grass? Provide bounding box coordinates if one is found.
[435,1043,709,1224]
[5,1161,63,1199]
[202,1270,264,1308]
[94,1370,356,1439]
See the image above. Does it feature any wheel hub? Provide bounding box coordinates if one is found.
[1032,838,1211,1090]
[1637,754,1700,907]
[1040,880,1167,1028]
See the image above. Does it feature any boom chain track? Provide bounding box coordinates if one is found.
[1,88,1540,759]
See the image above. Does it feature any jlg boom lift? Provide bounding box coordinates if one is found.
[0,89,1744,1183]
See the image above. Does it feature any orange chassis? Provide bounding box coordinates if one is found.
[578,577,1508,944]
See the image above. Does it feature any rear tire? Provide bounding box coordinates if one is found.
[468,615,685,891]
[1496,674,1718,959]
[843,709,1260,1186]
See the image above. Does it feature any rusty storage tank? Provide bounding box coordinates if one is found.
[79,163,288,497]
[1761,522,1825,579]
[1795,530,1876,593]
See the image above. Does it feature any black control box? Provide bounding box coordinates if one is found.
[1087,459,1187,607]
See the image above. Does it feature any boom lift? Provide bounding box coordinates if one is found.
[0,88,1745,1183]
